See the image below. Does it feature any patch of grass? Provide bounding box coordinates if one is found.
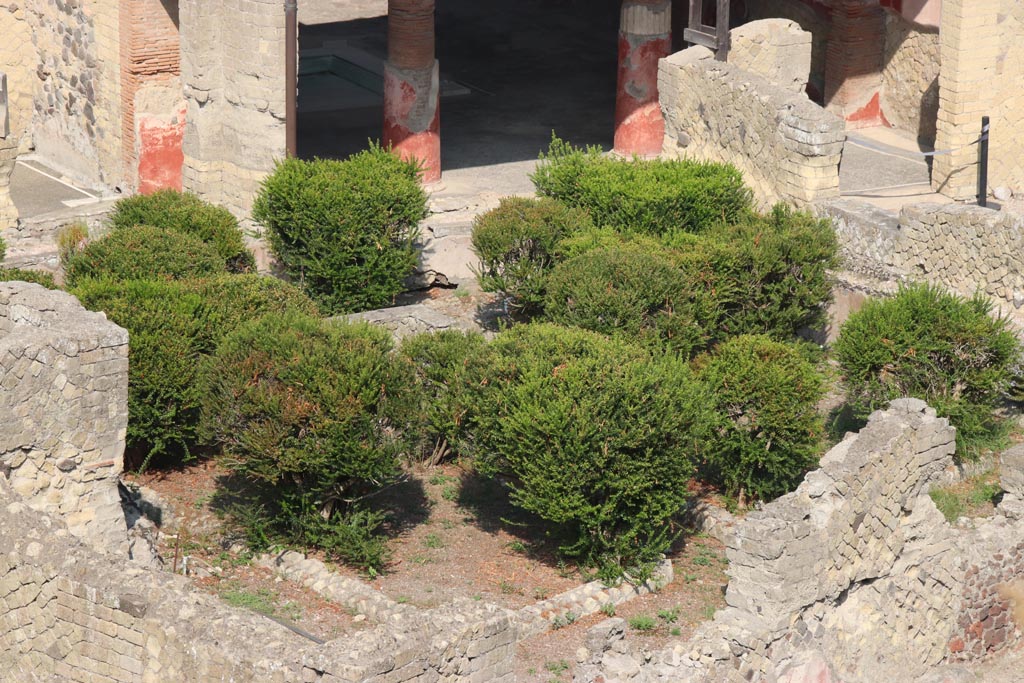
[702,605,717,620]
[219,584,298,621]
[670,627,682,636]
[929,474,1003,523]
[545,659,570,675]
[684,573,698,583]
[600,602,616,617]
[454,287,471,299]
[499,579,521,595]
[628,615,657,632]
[409,555,432,565]
[551,612,577,629]
[395,595,411,604]
[423,533,444,549]
[505,539,529,554]
[533,587,549,600]
[429,473,456,486]
[441,485,459,502]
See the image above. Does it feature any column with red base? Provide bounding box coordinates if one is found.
[824,0,888,128]
[383,0,441,183]
[614,0,672,158]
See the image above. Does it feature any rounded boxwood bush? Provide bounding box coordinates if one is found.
[471,196,593,313]
[697,335,826,502]
[833,283,1020,456]
[398,330,492,463]
[252,145,427,315]
[476,323,710,574]
[64,225,225,287]
[0,268,59,289]
[531,135,752,235]
[109,190,255,272]
[199,312,415,570]
[543,245,718,357]
[72,274,320,468]
[73,279,214,468]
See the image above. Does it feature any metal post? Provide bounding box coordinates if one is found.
[285,1,298,158]
[978,115,989,207]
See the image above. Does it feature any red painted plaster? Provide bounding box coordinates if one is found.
[614,34,671,157]
[137,105,184,194]
[845,91,891,129]
[383,68,441,184]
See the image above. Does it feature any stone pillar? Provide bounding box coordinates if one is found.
[614,0,672,157]
[931,0,1001,200]
[824,0,887,127]
[383,0,441,184]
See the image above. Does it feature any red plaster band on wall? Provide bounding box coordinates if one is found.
[383,61,441,184]
[137,103,185,194]
[614,0,672,157]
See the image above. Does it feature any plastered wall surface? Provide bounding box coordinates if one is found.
[179,0,286,217]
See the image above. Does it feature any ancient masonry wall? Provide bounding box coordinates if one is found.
[0,282,128,554]
[179,0,286,217]
[881,9,940,147]
[817,200,1024,317]
[577,399,1024,682]
[658,36,844,209]
[744,0,832,101]
[726,20,812,95]
[1,491,519,682]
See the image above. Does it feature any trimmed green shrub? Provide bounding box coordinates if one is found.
[398,330,492,464]
[476,323,710,574]
[653,205,839,343]
[543,245,718,357]
[182,274,319,331]
[109,190,255,272]
[531,135,752,235]
[252,145,427,314]
[833,283,1020,456]
[471,196,593,313]
[64,225,224,287]
[697,335,826,502]
[199,312,414,571]
[73,279,213,468]
[0,268,59,289]
[72,274,319,468]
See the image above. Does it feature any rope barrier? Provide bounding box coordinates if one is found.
[845,123,990,159]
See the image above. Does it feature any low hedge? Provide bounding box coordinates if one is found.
[109,190,255,273]
[199,312,415,571]
[0,268,59,289]
[475,323,710,575]
[72,274,319,468]
[834,283,1020,456]
[253,145,427,315]
[472,197,593,313]
[697,335,826,502]
[64,225,225,287]
[531,135,752,235]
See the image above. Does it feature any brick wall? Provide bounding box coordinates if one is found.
[119,0,183,192]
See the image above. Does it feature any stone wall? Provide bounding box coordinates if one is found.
[744,0,832,101]
[658,42,844,209]
[817,200,1024,317]
[881,9,940,146]
[727,19,812,94]
[576,399,1024,682]
[0,282,128,553]
[179,0,286,217]
[1,486,519,682]
[991,0,1024,196]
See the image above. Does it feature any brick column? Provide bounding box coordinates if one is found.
[824,0,887,127]
[383,0,441,184]
[614,0,672,157]
[931,0,1000,200]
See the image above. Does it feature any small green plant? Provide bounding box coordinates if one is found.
[628,615,657,632]
[834,283,1021,458]
[684,573,697,583]
[410,555,433,566]
[499,579,520,595]
[57,221,89,266]
[702,605,717,620]
[506,540,529,554]
[670,627,682,636]
[929,475,1003,522]
[252,146,427,314]
[657,607,679,624]
[533,588,549,600]
[441,485,459,502]
[0,268,59,289]
[219,584,295,619]
[395,596,411,604]
[600,602,616,617]
[551,612,577,629]
[429,473,456,486]
[423,533,444,549]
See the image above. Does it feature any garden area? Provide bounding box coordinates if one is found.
[3,136,1022,680]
